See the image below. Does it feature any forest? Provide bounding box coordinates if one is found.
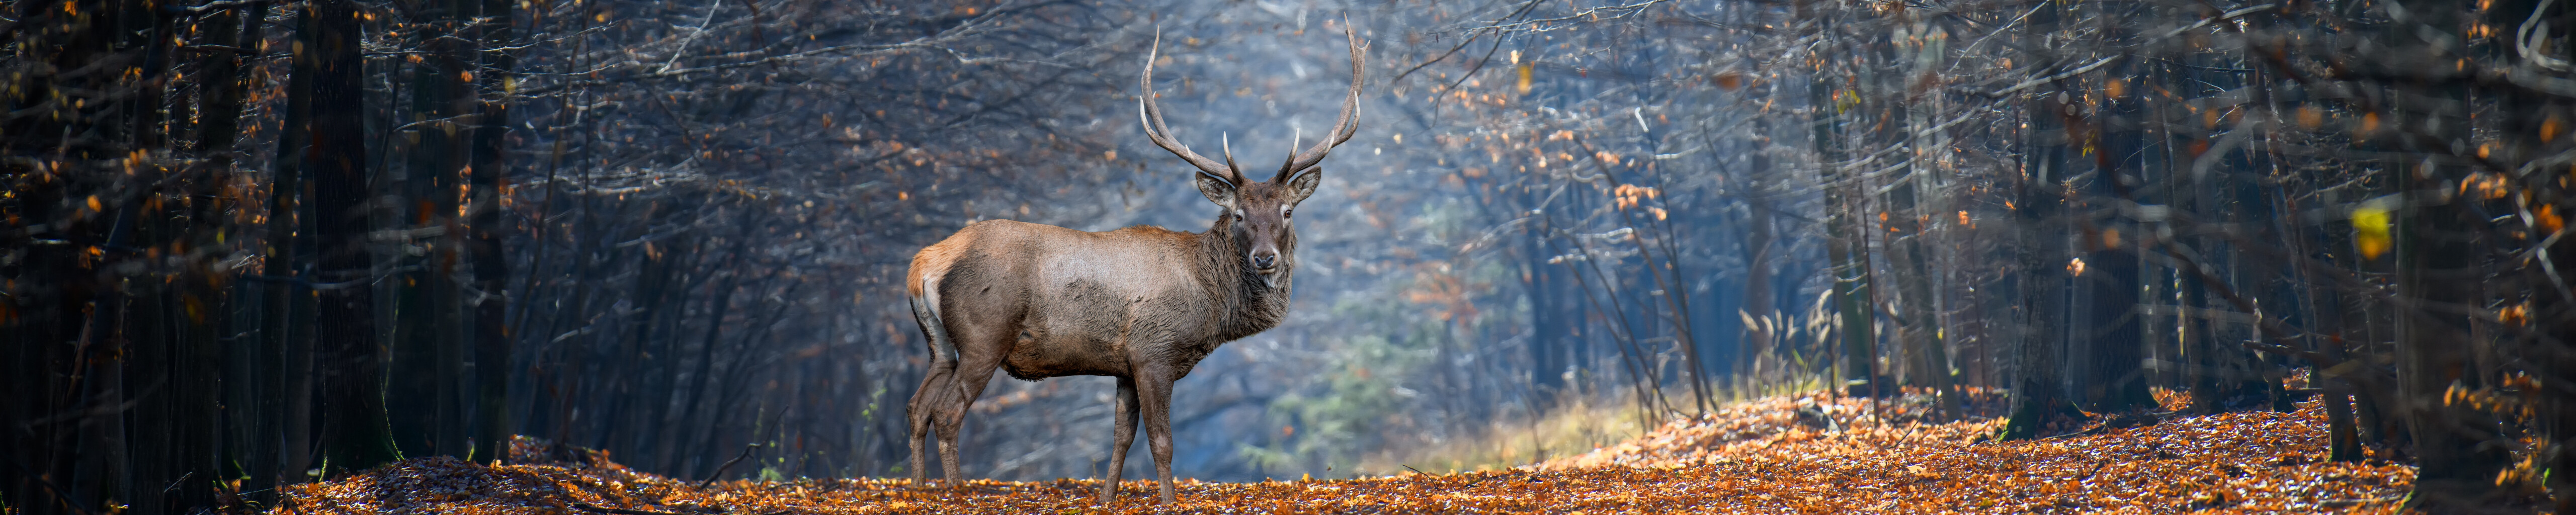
[4,0,2574,512]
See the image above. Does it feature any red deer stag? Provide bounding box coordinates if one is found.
[901,27,1365,503]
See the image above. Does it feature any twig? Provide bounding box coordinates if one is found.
[1391,0,1546,89]
[186,0,277,13]
[181,44,256,54]
[2316,495,2407,507]
[1983,55,2126,98]
[696,444,758,488]
[656,0,726,75]
[2043,411,2167,439]
[571,503,739,515]
[1476,0,1676,32]
[2154,4,2280,41]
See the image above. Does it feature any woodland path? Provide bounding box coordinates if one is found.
[281,394,2434,514]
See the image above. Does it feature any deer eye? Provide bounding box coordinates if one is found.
[1282,206,1294,219]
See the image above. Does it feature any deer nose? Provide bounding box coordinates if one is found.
[1251,252,1278,271]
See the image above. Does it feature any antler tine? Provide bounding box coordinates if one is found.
[1139,31,1238,185]
[1222,133,1245,183]
[1273,20,1367,183]
[1288,128,1301,161]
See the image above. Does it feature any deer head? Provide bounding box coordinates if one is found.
[1138,26,1365,282]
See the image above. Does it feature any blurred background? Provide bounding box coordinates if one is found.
[8,0,2576,513]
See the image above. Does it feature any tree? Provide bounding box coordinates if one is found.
[308,0,401,474]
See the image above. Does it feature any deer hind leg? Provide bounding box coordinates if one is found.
[905,363,952,483]
[933,324,1012,485]
[905,295,960,483]
[1099,376,1140,504]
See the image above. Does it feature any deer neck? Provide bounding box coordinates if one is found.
[1196,213,1290,342]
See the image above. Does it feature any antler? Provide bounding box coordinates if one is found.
[1139,32,1244,186]
[1273,22,1367,183]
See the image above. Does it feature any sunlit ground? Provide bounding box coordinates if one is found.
[275,389,2477,514]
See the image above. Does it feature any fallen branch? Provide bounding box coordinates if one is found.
[696,444,758,488]
[2045,411,2172,439]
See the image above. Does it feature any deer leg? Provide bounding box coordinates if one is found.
[1138,371,1179,504]
[906,297,959,484]
[1099,376,1140,503]
[932,422,963,487]
[935,339,1008,485]
[905,359,955,483]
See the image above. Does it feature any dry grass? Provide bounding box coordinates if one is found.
[1351,391,1652,476]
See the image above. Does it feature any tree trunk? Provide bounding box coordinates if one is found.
[2549,250,2576,515]
[199,3,283,503]
[1883,78,1958,419]
[674,236,749,473]
[1524,229,1568,409]
[1811,75,1879,398]
[2395,150,2513,511]
[269,1,323,484]
[2392,1,2512,499]
[309,0,400,474]
[391,0,476,459]
[1738,164,1775,394]
[468,0,518,463]
[2544,186,2576,514]
[2079,31,2151,414]
[2003,1,2080,439]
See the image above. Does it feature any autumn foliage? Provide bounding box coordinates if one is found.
[278,392,2455,514]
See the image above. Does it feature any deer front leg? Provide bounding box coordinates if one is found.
[1099,376,1140,503]
[1139,370,1179,504]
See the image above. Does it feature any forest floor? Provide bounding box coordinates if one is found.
[280,392,2447,514]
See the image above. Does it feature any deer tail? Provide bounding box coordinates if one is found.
[909,266,959,367]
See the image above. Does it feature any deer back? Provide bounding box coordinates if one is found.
[909,219,1282,377]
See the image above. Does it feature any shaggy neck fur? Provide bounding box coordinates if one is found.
[1194,212,1291,344]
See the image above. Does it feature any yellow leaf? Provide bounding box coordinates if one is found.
[2353,205,2391,260]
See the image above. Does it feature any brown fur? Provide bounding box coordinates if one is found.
[909,217,1289,378]
[902,177,1318,503]
[903,26,1360,505]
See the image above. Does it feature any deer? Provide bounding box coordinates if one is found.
[900,27,1365,504]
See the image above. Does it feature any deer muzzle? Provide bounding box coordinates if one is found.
[1250,250,1279,273]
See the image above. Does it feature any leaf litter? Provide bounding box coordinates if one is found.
[281,392,2432,514]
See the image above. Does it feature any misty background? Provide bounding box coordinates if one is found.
[11,0,2575,512]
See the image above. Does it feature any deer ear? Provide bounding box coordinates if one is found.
[1283,167,1323,205]
[1196,173,1238,209]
